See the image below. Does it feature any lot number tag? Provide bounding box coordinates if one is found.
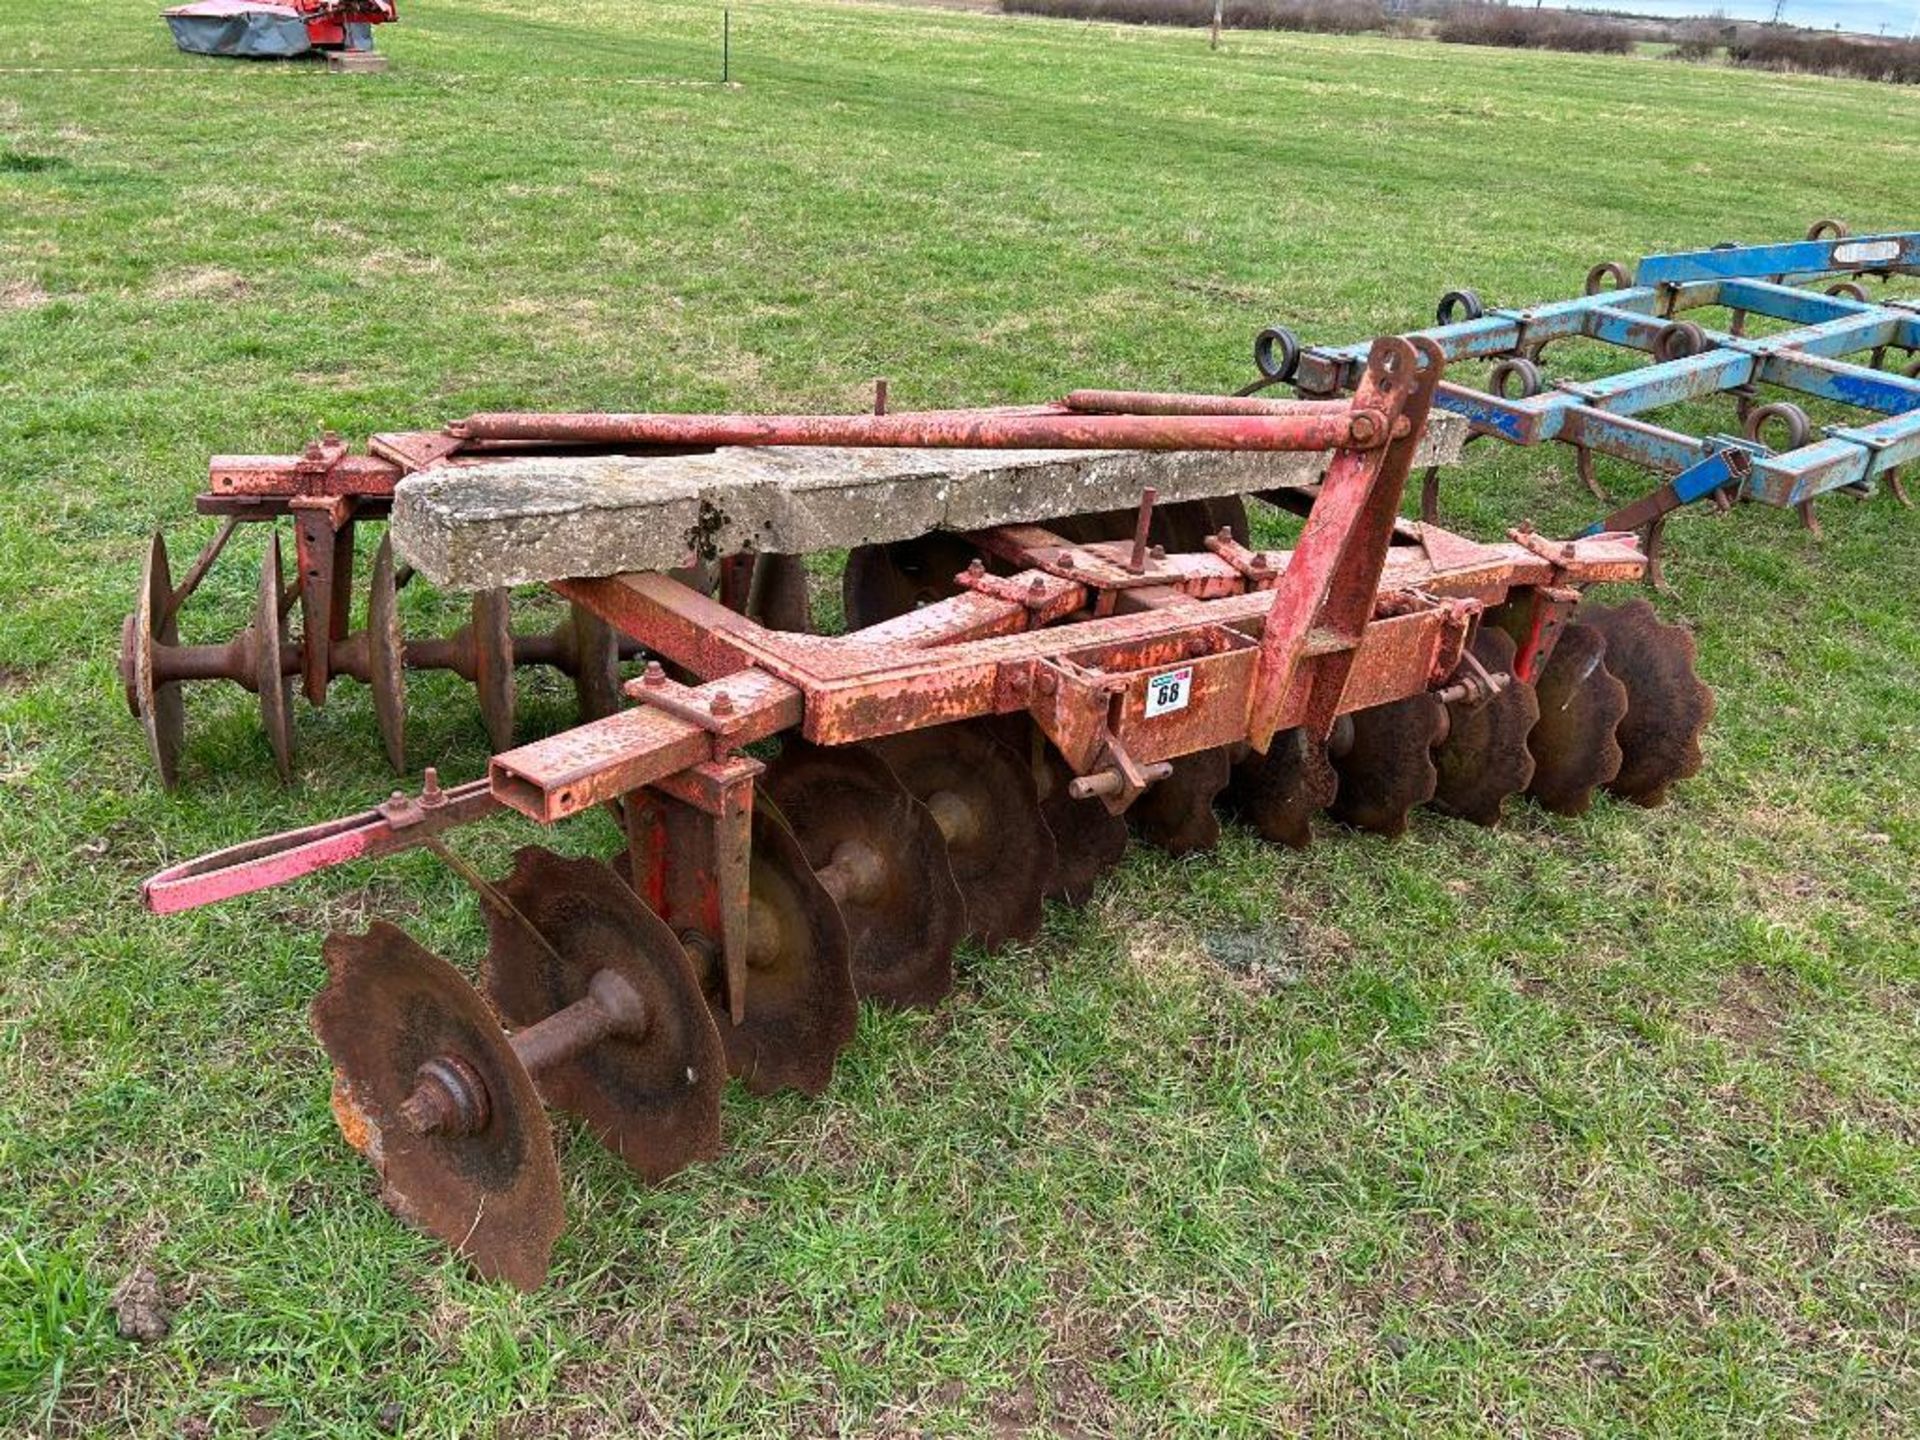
[1144,666,1193,718]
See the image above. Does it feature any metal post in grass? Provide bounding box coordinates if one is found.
[723,8,731,84]
[1210,0,1223,49]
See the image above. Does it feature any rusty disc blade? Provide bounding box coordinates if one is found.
[368,534,407,773]
[1578,600,1715,808]
[763,739,966,1009]
[1226,727,1336,850]
[1131,746,1232,856]
[472,589,516,751]
[842,533,982,630]
[616,809,859,1096]
[1524,621,1627,817]
[1329,694,1444,837]
[481,848,725,1183]
[132,532,186,789]
[747,553,814,633]
[256,532,295,783]
[312,922,564,1291]
[731,805,859,1095]
[566,604,621,722]
[1431,626,1539,828]
[992,719,1129,905]
[867,721,1057,950]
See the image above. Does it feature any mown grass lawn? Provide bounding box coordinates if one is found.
[3,1,1918,1434]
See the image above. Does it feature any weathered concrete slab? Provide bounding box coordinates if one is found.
[393,413,1467,591]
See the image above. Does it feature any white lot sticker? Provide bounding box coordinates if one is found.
[1144,665,1193,718]
[1834,239,1901,266]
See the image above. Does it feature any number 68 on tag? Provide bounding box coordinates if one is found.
[1144,665,1193,718]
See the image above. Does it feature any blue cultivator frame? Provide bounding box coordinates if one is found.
[1257,225,1920,584]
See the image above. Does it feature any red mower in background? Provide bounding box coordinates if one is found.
[164,0,396,69]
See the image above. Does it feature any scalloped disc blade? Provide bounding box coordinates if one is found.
[1431,626,1539,827]
[1131,746,1232,856]
[867,722,1057,950]
[368,534,407,773]
[131,532,186,788]
[612,807,860,1097]
[1579,600,1715,808]
[256,531,295,783]
[1226,727,1337,850]
[1525,622,1627,817]
[842,533,983,630]
[1329,694,1444,837]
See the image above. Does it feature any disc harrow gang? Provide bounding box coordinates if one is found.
[120,516,815,788]
[141,338,1720,1287]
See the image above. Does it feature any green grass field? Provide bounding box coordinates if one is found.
[3,2,1919,1434]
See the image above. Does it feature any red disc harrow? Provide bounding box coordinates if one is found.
[138,339,1713,1286]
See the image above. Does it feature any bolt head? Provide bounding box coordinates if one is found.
[1058,554,1076,571]
[710,691,735,717]
[641,661,667,688]
[966,558,986,577]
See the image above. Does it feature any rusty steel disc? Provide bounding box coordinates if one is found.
[1022,728,1130,904]
[481,848,725,1183]
[471,589,516,751]
[730,805,859,1095]
[842,533,982,630]
[312,922,564,1291]
[1226,727,1337,850]
[1578,600,1715,808]
[368,534,408,772]
[1431,626,1539,828]
[256,532,295,783]
[763,739,966,1009]
[866,722,1057,950]
[617,809,859,1096]
[1131,746,1233,856]
[130,532,186,788]
[748,553,814,633]
[1329,694,1444,837]
[566,604,622,723]
[1524,621,1627,817]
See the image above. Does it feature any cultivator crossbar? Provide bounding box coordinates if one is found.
[140,338,1716,1286]
[1253,223,1920,584]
